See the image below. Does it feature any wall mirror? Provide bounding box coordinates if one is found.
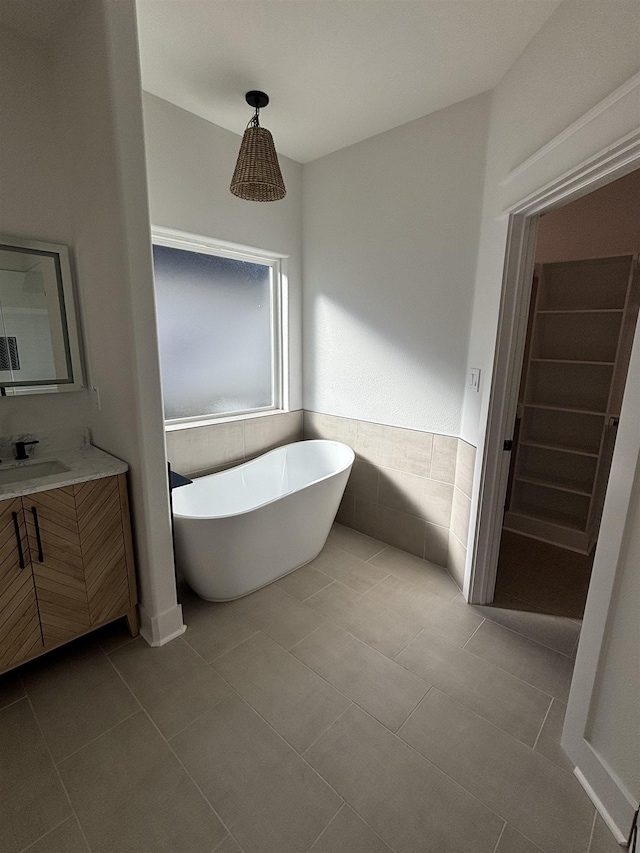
[0,235,84,395]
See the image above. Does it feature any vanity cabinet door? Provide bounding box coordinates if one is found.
[72,476,131,627]
[0,497,44,671]
[25,486,91,648]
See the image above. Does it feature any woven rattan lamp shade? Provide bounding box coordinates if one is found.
[230,126,286,202]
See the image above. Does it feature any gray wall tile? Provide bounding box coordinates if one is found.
[356,421,432,476]
[456,440,476,498]
[431,435,458,484]
[336,494,356,527]
[166,411,303,476]
[304,411,358,446]
[166,421,244,475]
[424,522,450,568]
[450,488,472,544]
[378,468,453,527]
[448,533,467,589]
[355,499,426,559]
[344,460,379,502]
[244,410,303,458]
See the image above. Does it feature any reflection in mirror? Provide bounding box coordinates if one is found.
[0,237,83,395]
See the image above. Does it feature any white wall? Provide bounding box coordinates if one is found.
[0,0,181,645]
[461,0,640,445]
[55,1,180,644]
[586,458,640,800]
[460,0,640,837]
[0,24,93,432]
[302,92,491,436]
[142,93,304,412]
[535,168,640,262]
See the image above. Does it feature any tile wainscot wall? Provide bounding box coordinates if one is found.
[304,411,476,586]
[165,409,475,588]
[165,411,304,477]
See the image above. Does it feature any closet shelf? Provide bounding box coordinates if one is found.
[536,309,624,315]
[524,403,607,417]
[530,358,615,366]
[508,507,587,533]
[520,440,599,458]
[514,474,593,498]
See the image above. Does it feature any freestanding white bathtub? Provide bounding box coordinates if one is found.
[172,439,354,601]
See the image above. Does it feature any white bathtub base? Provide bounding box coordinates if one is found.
[172,441,354,601]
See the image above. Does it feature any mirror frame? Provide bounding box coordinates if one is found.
[0,234,84,394]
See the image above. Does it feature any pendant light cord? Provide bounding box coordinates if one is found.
[248,105,260,129]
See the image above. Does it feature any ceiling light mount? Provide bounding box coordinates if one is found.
[245,90,269,111]
[230,90,286,203]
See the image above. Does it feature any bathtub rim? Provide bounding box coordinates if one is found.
[172,439,354,521]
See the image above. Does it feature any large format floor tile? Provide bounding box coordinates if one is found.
[305,580,423,658]
[307,544,389,593]
[0,668,25,710]
[229,584,325,648]
[275,563,334,601]
[464,619,575,702]
[306,704,503,853]
[308,805,393,852]
[366,575,483,646]
[22,640,139,762]
[59,711,225,853]
[589,814,624,852]
[468,592,581,656]
[22,817,89,853]
[369,545,459,601]
[292,622,428,731]
[211,632,350,751]
[496,532,592,620]
[171,694,341,853]
[396,628,552,745]
[534,699,574,772]
[0,699,71,853]
[1,522,593,853]
[215,837,243,853]
[496,825,545,853]
[326,524,387,560]
[181,595,258,662]
[398,689,594,853]
[109,636,232,738]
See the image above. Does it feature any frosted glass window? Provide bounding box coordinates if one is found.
[152,243,280,422]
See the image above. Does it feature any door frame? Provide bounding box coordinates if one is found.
[469,133,640,607]
[468,133,640,841]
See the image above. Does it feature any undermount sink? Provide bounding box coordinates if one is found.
[0,460,70,485]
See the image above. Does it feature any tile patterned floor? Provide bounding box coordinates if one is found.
[0,524,619,853]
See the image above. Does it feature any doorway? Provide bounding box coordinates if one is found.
[495,172,640,620]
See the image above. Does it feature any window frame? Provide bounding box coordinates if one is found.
[152,226,289,430]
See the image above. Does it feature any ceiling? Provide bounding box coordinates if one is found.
[136,0,562,163]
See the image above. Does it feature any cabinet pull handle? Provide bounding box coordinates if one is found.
[11,511,25,570]
[31,507,44,562]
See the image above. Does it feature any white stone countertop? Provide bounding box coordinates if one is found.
[0,444,128,501]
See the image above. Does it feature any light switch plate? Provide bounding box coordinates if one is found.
[470,368,481,392]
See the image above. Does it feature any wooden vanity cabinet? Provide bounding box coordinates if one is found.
[0,497,42,672]
[0,473,137,674]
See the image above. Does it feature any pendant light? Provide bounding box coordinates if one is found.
[230,91,286,202]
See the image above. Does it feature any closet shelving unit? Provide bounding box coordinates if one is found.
[504,254,639,554]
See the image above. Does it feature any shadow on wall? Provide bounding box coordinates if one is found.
[304,411,475,587]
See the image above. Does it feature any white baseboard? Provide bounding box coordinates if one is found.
[574,767,628,846]
[138,602,186,647]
